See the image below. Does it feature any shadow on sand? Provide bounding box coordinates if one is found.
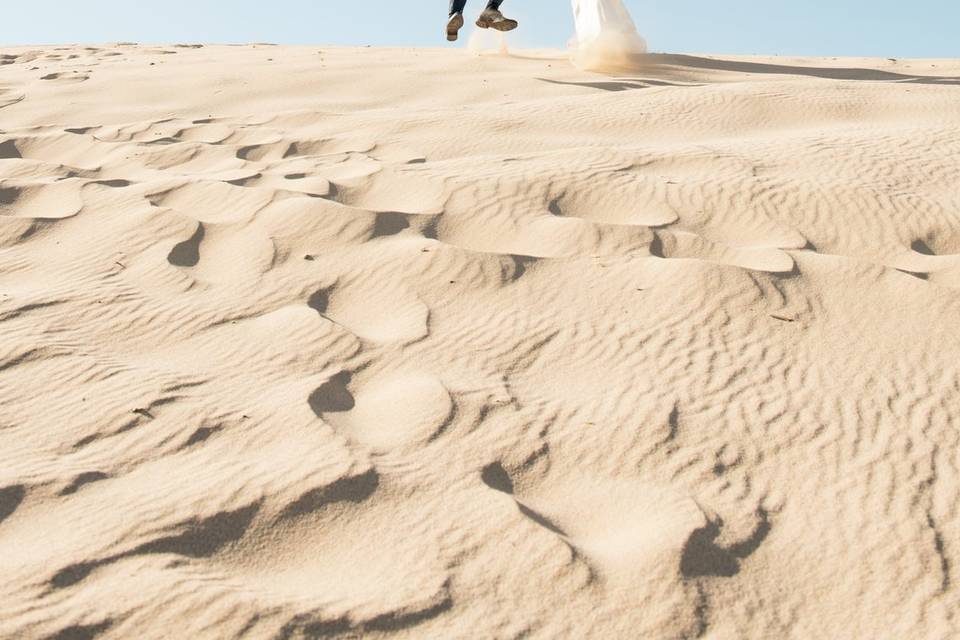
[538,53,960,91]
[539,77,697,91]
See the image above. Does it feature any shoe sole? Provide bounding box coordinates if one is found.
[447,14,464,41]
[475,17,518,31]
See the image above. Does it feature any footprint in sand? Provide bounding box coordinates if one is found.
[654,229,798,274]
[164,219,276,283]
[322,280,430,345]
[549,186,679,228]
[0,181,84,220]
[150,181,274,224]
[890,237,960,286]
[311,371,453,453]
[330,168,445,216]
[482,470,769,586]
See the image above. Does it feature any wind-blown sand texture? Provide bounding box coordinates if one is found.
[2,44,960,639]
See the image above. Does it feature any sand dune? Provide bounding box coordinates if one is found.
[1,43,960,638]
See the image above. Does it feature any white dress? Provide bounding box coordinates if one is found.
[571,0,646,68]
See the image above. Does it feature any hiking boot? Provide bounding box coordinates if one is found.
[476,9,518,32]
[447,12,465,41]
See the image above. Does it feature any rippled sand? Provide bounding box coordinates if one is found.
[1,44,959,638]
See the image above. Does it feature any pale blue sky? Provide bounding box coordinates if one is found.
[1,1,957,58]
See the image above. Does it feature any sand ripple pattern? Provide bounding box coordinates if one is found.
[1,44,959,639]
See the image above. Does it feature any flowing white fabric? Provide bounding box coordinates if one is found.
[571,0,646,69]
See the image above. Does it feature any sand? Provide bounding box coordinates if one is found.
[1,42,959,639]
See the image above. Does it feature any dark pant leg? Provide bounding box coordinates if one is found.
[450,0,501,16]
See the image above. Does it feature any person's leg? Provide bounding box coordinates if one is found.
[450,0,467,16]
[485,0,503,9]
